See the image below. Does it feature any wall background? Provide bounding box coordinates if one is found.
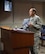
[0,1,45,28]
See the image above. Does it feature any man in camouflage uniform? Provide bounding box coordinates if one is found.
[22,7,42,54]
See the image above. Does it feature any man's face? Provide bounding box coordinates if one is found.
[29,8,34,17]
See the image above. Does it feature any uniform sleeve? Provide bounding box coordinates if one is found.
[33,17,42,29]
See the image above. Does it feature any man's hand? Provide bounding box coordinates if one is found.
[28,23,33,27]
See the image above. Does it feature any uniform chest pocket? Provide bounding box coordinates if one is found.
[33,19,37,24]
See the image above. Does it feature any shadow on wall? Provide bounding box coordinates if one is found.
[0,11,12,22]
[0,0,12,22]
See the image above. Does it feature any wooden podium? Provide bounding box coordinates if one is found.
[1,27,34,54]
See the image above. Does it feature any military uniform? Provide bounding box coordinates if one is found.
[22,15,42,54]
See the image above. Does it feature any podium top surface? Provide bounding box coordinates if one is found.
[0,26,34,33]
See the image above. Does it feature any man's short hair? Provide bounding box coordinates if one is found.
[30,7,36,14]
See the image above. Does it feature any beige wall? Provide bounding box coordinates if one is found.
[42,2,45,25]
[0,1,45,28]
[13,2,43,27]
